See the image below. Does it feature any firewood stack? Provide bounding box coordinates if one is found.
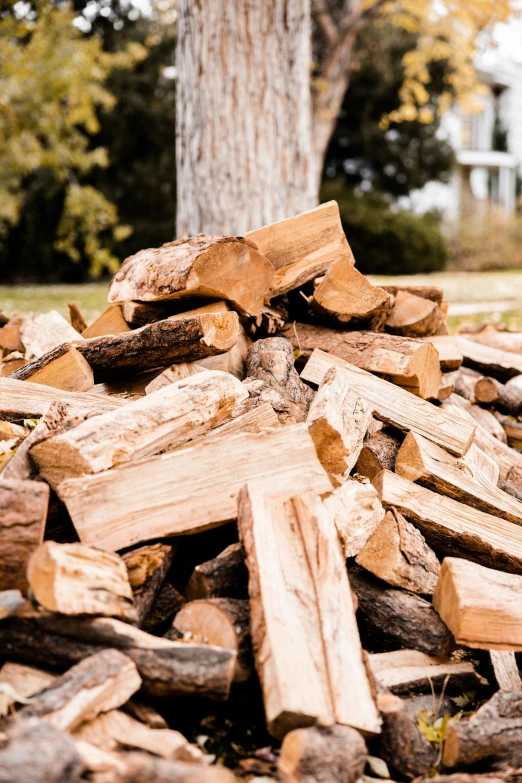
[3,201,522,782]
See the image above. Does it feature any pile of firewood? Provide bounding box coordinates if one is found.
[3,200,522,783]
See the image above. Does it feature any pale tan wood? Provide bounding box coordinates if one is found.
[395,430,522,525]
[461,324,522,355]
[11,344,94,392]
[354,428,403,481]
[1,401,70,481]
[489,650,522,691]
[73,738,125,776]
[166,300,231,321]
[307,366,372,484]
[475,375,522,417]
[245,201,350,297]
[369,649,486,695]
[0,589,26,619]
[82,305,131,339]
[463,442,500,485]
[507,374,522,391]
[437,370,458,401]
[145,362,201,394]
[120,753,237,782]
[108,235,274,316]
[374,470,522,575]
[0,662,55,709]
[301,349,475,457]
[176,403,281,452]
[0,478,49,593]
[27,541,136,621]
[68,301,88,333]
[322,479,385,558]
[197,323,251,379]
[0,355,28,375]
[385,291,445,338]
[381,284,444,306]
[456,335,522,381]
[433,557,522,650]
[454,368,479,402]
[31,370,248,488]
[0,377,125,418]
[0,316,25,352]
[355,508,440,595]
[20,310,83,359]
[57,424,332,551]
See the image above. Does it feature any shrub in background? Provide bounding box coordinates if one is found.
[448,203,522,271]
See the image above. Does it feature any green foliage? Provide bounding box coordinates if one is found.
[322,180,447,275]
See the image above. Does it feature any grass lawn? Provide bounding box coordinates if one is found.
[2,269,522,331]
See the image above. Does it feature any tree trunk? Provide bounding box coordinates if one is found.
[176,0,316,236]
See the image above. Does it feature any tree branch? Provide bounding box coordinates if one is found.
[312,0,339,46]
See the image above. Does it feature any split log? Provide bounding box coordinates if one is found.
[0,478,49,592]
[460,323,522,355]
[245,201,350,298]
[1,401,70,481]
[9,343,94,393]
[424,335,463,371]
[184,543,248,601]
[369,649,486,695]
[307,366,372,483]
[144,362,202,393]
[385,291,446,338]
[75,312,240,380]
[82,305,131,339]
[395,431,522,525]
[122,543,173,626]
[322,479,385,558]
[27,541,136,621]
[454,369,480,401]
[247,303,287,337]
[456,336,522,382]
[438,371,459,401]
[0,317,25,353]
[301,349,475,456]
[180,401,280,448]
[173,598,252,682]
[166,300,231,321]
[348,563,453,655]
[0,355,28,375]
[355,508,441,595]
[374,470,522,575]
[20,310,82,359]
[494,412,522,450]
[141,583,185,634]
[284,325,441,399]
[31,370,248,487]
[0,377,125,419]
[490,650,522,691]
[433,557,522,650]
[17,648,141,731]
[57,423,332,551]
[382,284,444,306]
[0,589,25,619]
[277,724,367,783]
[506,465,522,493]
[124,699,168,729]
[354,428,403,481]
[122,300,185,327]
[108,235,274,316]
[68,302,88,333]
[121,752,237,783]
[0,718,83,783]
[238,486,380,738]
[196,325,251,380]
[310,258,392,329]
[0,662,55,705]
[475,376,522,417]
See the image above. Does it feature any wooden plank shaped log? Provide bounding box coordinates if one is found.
[245,200,351,298]
[16,648,141,731]
[0,478,49,593]
[10,343,94,392]
[108,235,274,317]
[369,649,487,695]
[74,311,240,380]
[433,557,522,650]
[20,310,83,359]
[120,753,238,783]
[310,258,393,330]
[301,349,475,457]
[283,325,442,400]
[395,431,522,525]
[307,366,372,484]
[460,323,522,355]
[385,291,446,338]
[322,479,385,558]
[56,423,332,551]
[184,543,248,601]
[31,370,248,487]
[348,563,453,655]
[0,377,125,419]
[27,541,136,621]
[68,302,88,333]
[354,428,403,481]
[238,485,381,739]
[277,724,367,783]
[355,508,441,595]
[490,650,522,691]
[82,305,131,339]
[475,375,522,417]
[1,401,70,481]
[374,470,522,575]
[122,543,174,626]
[381,284,444,306]
[456,335,522,382]
[0,719,84,783]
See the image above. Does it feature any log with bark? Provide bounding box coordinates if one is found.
[0,478,49,593]
[381,284,444,306]
[0,377,124,419]
[10,344,94,393]
[322,479,385,558]
[460,323,522,355]
[122,543,174,627]
[456,336,522,382]
[183,543,248,601]
[369,649,487,695]
[0,719,84,783]
[142,583,185,634]
[385,291,446,338]
[277,724,367,783]
[475,376,522,417]
[121,752,237,782]
[354,428,404,481]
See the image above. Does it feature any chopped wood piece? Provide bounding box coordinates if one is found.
[75,311,240,380]
[0,589,26,619]
[57,423,331,551]
[506,465,522,492]
[82,305,130,339]
[73,738,125,775]
[123,299,185,327]
[166,300,231,321]
[385,291,446,338]
[31,370,248,487]
[18,648,141,731]
[124,699,168,729]
[144,362,202,393]
[108,235,274,317]
[1,401,70,481]
[460,323,522,355]
[456,335,522,382]
[395,431,522,525]
[490,650,522,691]
[498,477,522,502]
[310,258,392,329]
[381,284,444,306]
[348,563,452,655]
[173,598,252,682]
[322,480,385,558]
[301,349,475,456]
[433,557,522,650]
[475,375,522,416]
[437,370,458,401]
[0,718,83,783]
[121,752,238,783]
[238,486,380,739]
[374,470,522,575]
[0,478,49,593]
[454,369,479,401]
[356,508,440,594]
[20,310,83,359]
[0,355,28,375]
[197,323,251,380]
[184,543,248,601]
[493,411,522,450]
[307,366,372,484]
[284,325,441,399]
[11,343,94,392]
[68,302,88,333]
[369,649,486,695]
[245,201,350,298]
[141,583,185,634]
[277,724,367,783]
[0,661,55,703]
[0,317,25,353]
[463,442,500,485]
[0,377,125,418]
[247,304,287,337]
[122,543,173,626]
[196,402,280,441]
[355,428,403,481]
[27,541,136,621]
